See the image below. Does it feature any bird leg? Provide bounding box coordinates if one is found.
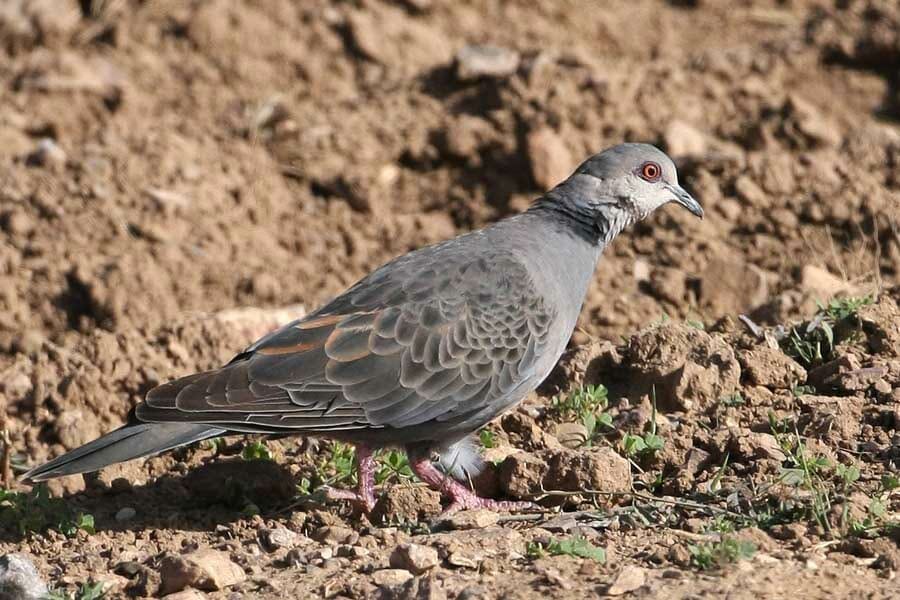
[323,444,376,512]
[410,457,536,514]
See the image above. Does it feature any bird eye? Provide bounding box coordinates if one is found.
[639,162,662,182]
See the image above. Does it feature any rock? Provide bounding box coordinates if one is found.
[371,485,442,523]
[734,176,767,207]
[625,323,741,411]
[440,509,500,530]
[739,346,807,389]
[606,565,647,596]
[54,409,101,450]
[497,452,547,498]
[663,120,707,158]
[526,126,574,190]
[259,527,305,551]
[162,590,208,600]
[0,554,48,600]
[455,45,520,80]
[554,422,589,449]
[442,115,494,162]
[94,573,130,595]
[158,549,246,595]
[390,543,440,574]
[799,265,853,298]
[372,568,414,588]
[312,525,358,545]
[26,138,67,171]
[115,507,136,522]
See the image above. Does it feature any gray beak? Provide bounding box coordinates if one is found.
[667,184,703,218]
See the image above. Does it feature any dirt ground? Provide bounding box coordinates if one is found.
[0,0,899,598]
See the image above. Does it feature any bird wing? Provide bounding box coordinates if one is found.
[137,246,556,435]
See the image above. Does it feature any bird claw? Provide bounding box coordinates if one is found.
[443,498,538,515]
[321,485,376,513]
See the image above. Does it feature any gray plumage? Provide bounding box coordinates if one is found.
[24,143,702,503]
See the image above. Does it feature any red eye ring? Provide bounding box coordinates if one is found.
[639,161,662,182]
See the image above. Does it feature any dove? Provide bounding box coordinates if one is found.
[24,143,702,513]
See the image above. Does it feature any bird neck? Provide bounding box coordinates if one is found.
[527,192,636,247]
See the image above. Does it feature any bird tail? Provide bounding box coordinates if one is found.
[22,422,225,483]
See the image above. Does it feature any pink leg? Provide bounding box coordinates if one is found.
[323,445,377,512]
[410,457,537,514]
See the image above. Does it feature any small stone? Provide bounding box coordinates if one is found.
[163,591,208,600]
[455,45,520,81]
[372,568,413,588]
[389,543,440,575]
[441,509,500,530]
[158,549,246,595]
[606,565,646,596]
[730,432,787,463]
[786,95,841,148]
[26,138,67,171]
[554,422,589,449]
[739,346,806,389]
[1,208,33,236]
[260,527,304,551]
[312,525,358,545]
[664,120,707,158]
[0,554,48,600]
[447,552,479,568]
[94,573,130,595]
[526,126,573,190]
[115,507,136,522]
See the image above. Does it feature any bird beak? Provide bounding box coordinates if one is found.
[667,184,703,218]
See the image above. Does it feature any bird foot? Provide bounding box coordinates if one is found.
[411,456,538,514]
[322,485,376,513]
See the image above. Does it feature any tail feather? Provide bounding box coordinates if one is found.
[22,422,225,482]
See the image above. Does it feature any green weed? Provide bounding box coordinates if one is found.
[690,537,756,570]
[240,440,272,461]
[526,535,606,562]
[0,486,94,536]
[46,581,107,600]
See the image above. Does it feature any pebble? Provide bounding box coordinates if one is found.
[372,568,413,588]
[115,507,136,522]
[455,45,520,80]
[526,126,573,191]
[158,549,246,595]
[606,565,647,595]
[0,554,48,600]
[26,138,67,171]
[389,542,440,574]
[442,509,500,530]
[259,527,304,551]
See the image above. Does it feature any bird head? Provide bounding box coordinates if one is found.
[575,143,703,219]
[540,143,703,243]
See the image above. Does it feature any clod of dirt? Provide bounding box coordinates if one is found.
[797,395,864,447]
[624,323,741,411]
[455,44,520,80]
[157,549,246,595]
[697,253,769,317]
[371,485,442,524]
[739,346,806,390]
[526,126,574,191]
[389,542,440,575]
[498,447,631,501]
[729,431,787,463]
[162,589,208,600]
[0,554,48,600]
[182,459,296,509]
[799,265,855,298]
[858,295,900,357]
